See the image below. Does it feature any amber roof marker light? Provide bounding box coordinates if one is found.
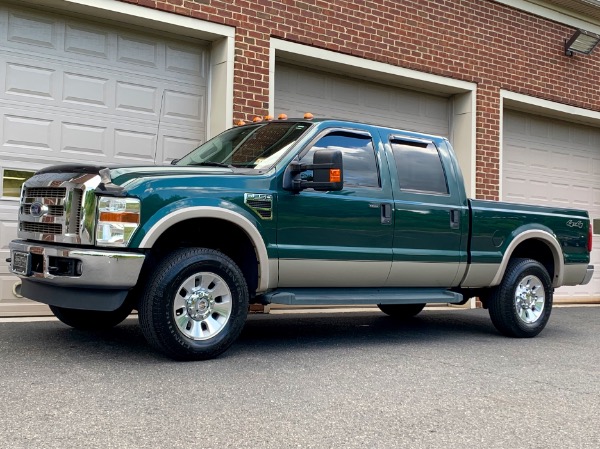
[277,113,288,120]
[304,112,314,120]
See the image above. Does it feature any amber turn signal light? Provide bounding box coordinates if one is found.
[98,211,140,224]
[329,169,341,183]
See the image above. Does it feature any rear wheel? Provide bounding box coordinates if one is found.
[488,258,553,338]
[138,248,248,360]
[50,303,133,330]
[377,303,426,319]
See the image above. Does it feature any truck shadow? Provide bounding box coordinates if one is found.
[234,309,499,354]
[6,309,528,363]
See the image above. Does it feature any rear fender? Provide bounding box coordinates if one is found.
[491,229,563,287]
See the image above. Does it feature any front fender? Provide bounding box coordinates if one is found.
[132,199,272,292]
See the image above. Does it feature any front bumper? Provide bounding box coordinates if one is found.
[9,240,145,311]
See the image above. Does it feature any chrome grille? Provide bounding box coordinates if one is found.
[22,204,64,216]
[25,187,67,198]
[17,173,101,245]
[21,222,62,234]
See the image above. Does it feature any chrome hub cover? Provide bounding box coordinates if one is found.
[173,272,233,341]
[186,291,214,320]
[514,275,545,324]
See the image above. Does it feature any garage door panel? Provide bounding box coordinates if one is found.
[116,82,158,115]
[163,89,205,124]
[114,129,158,162]
[65,24,110,60]
[6,62,55,100]
[61,122,108,158]
[504,110,600,300]
[275,63,449,137]
[1,4,209,310]
[156,129,204,165]
[6,10,58,50]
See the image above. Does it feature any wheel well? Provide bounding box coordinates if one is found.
[144,218,260,297]
[508,238,556,282]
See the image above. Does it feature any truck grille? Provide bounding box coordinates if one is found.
[17,174,100,245]
[22,204,64,216]
[25,187,67,198]
[21,222,62,234]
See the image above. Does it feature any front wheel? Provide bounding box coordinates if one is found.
[377,303,426,319]
[488,258,553,338]
[138,248,249,360]
[50,303,133,330]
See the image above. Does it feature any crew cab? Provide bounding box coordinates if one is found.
[8,118,594,360]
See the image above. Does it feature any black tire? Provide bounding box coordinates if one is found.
[377,303,426,319]
[50,302,133,330]
[138,248,248,361]
[488,258,553,338]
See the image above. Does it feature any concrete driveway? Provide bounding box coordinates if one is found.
[0,307,598,448]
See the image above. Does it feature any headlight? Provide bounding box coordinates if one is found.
[95,197,141,247]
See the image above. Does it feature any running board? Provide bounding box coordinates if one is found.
[261,288,462,306]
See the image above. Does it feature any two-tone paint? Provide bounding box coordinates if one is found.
[8,119,593,311]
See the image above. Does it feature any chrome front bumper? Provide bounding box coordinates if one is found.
[9,240,145,288]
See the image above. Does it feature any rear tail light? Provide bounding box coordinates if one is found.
[588,223,593,252]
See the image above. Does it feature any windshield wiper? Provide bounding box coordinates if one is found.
[191,161,233,168]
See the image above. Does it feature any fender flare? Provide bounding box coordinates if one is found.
[491,229,564,288]
[139,206,271,292]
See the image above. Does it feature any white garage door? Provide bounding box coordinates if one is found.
[0,3,208,312]
[503,110,600,301]
[275,63,449,137]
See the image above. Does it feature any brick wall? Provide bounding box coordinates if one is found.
[120,0,600,200]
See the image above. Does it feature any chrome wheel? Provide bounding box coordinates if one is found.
[173,271,232,341]
[514,274,545,324]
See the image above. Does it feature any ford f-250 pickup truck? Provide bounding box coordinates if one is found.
[8,117,594,360]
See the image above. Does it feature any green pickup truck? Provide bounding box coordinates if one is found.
[8,118,594,360]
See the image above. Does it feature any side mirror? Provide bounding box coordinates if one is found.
[283,149,344,192]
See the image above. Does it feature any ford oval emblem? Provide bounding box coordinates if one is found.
[30,202,44,217]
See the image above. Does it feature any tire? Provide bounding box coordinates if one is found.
[377,303,426,319]
[488,258,553,338]
[50,302,133,330]
[138,248,249,361]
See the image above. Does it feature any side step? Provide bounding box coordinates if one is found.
[261,288,462,306]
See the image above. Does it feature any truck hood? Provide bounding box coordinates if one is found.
[36,163,234,178]
[34,163,240,196]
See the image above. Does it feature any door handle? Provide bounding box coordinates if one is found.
[381,203,392,225]
[450,209,460,229]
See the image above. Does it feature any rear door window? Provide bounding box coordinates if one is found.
[390,140,448,195]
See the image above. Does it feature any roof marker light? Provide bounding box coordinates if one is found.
[253,116,263,123]
[265,115,274,121]
[278,113,288,120]
[304,112,314,120]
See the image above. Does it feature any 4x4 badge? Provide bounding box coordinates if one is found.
[566,220,583,228]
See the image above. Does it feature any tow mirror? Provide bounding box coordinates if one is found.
[283,149,344,192]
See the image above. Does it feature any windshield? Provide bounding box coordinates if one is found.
[175,121,313,169]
